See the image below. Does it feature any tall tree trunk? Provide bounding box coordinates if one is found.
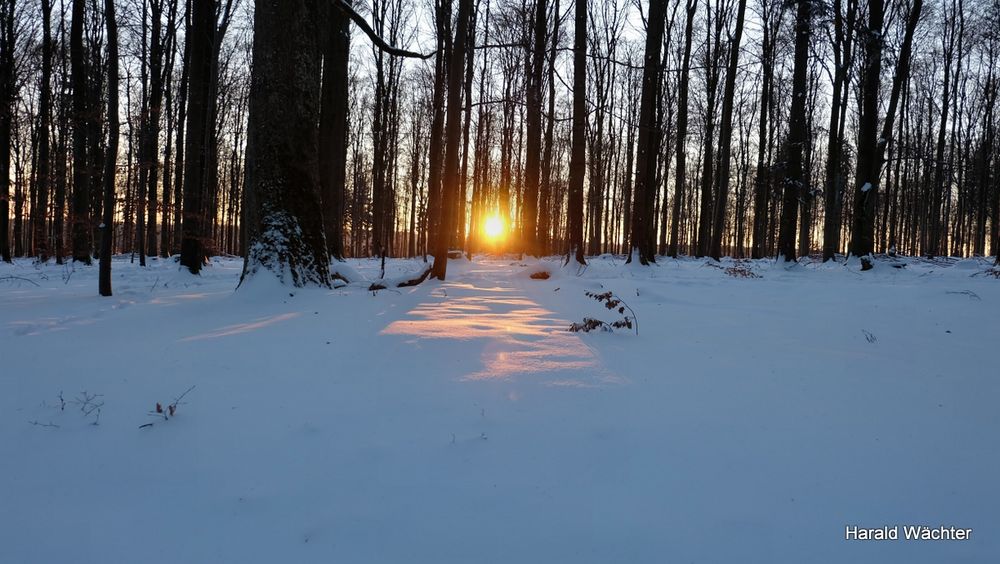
[668,0,696,258]
[777,0,811,261]
[179,0,216,273]
[319,1,349,260]
[34,0,54,261]
[751,1,779,258]
[425,0,450,268]
[928,0,957,258]
[240,0,330,287]
[538,0,558,255]
[100,0,119,296]
[849,0,921,262]
[709,0,746,260]
[86,28,105,260]
[456,3,477,251]
[628,0,667,265]
[171,0,190,256]
[521,0,546,256]
[430,0,472,280]
[822,0,856,260]
[145,0,166,258]
[70,0,91,263]
[566,0,586,265]
[848,0,884,262]
[0,0,13,262]
[696,0,722,257]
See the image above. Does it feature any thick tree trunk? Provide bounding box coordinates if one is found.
[145,0,166,258]
[100,0,120,296]
[240,0,330,287]
[70,0,91,263]
[34,0,54,261]
[425,0,450,268]
[849,0,921,261]
[319,1,350,261]
[628,0,667,265]
[0,0,12,263]
[430,0,472,280]
[521,0,546,256]
[848,0,883,261]
[777,0,810,261]
[566,0,586,265]
[179,0,216,273]
[696,0,722,257]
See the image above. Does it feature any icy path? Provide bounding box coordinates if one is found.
[1,255,998,563]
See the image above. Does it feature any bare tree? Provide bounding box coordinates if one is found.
[709,0,746,260]
[430,0,472,280]
[99,0,119,296]
[776,0,811,261]
[70,0,91,263]
[566,0,586,265]
[319,0,350,261]
[0,0,12,263]
[667,0,696,258]
[628,0,667,265]
[849,0,922,264]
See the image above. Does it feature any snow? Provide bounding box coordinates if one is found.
[1,254,998,563]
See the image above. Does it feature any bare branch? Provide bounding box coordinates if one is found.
[334,0,435,60]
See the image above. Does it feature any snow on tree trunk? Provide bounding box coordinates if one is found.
[240,0,331,288]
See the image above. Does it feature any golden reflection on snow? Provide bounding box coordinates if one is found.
[381,293,618,385]
[181,312,301,341]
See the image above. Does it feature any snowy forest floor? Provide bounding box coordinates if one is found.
[1,253,998,563]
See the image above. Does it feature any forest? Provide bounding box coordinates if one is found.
[2,1,999,562]
[1,0,998,290]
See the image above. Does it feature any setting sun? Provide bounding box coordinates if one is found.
[483,214,505,240]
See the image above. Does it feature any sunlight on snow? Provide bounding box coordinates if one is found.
[381,293,618,385]
[181,312,301,341]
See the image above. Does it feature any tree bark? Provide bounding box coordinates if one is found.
[709,0,747,260]
[431,0,472,280]
[319,0,350,261]
[668,0,696,259]
[628,0,667,265]
[849,0,921,262]
[179,0,216,273]
[0,0,12,263]
[144,0,166,258]
[777,0,811,261]
[240,0,330,287]
[34,0,54,261]
[566,0,586,265]
[821,0,856,260]
[425,0,450,268]
[100,0,120,296]
[70,0,91,263]
[521,0,545,256]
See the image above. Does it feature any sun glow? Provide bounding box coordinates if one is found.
[483,214,505,240]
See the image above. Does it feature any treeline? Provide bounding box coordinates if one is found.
[1,0,998,276]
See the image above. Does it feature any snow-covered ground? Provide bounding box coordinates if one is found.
[1,253,998,563]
